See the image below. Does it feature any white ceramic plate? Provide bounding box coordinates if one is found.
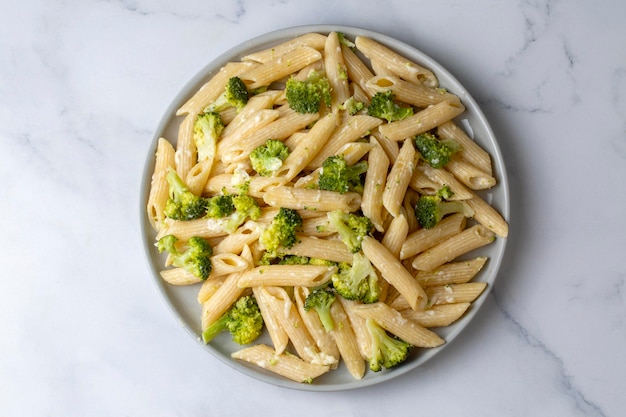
[140,25,509,391]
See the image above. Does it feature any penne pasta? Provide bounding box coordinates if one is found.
[378,100,465,142]
[237,265,336,288]
[361,236,428,311]
[351,302,445,348]
[146,138,176,231]
[231,344,331,383]
[412,225,496,271]
[355,35,439,87]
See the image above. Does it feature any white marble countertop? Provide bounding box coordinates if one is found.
[2,1,625,416]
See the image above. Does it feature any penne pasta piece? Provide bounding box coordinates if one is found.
[237,265,336,288]
[239,46,323,90]
[350,302,445,348]
[366,75,461,108]
[200,271,246,332]
[437,120,492,175]
[361,236,428,311]
[400,213,467,260]
[425,282,488,306]
[252,286,289,354]
[417,161,474,201]
[212,221,262,255]
[146,138,176,231]
[261,286,323,363]
[176,62,258,116]
[341,43,375,99]
[355,36,439,87]
[155,218,228,241]
[381,212,409,258]
[204,173,287,199]
[330,299,366,380]
[445,156,496,190]
[231,344,331,383]
[361,136,390,232]
[382,138,417,217]
[174,112,198,180]
[210,253,250,278]
[465,190,509,238]
[159,267,202,286]
[337,297,372,360]
[306,115,383,170]
[412,225,496,271]
[293,287,341,365]
[274,113,338,181]
[280,235,354,264]
[401,303,471,327]
[262,186,362,213]
[414,257,488,287]
[378,100,465,142]
[241,33,328,63]
[324,32,351,109]
[197,274,227,304]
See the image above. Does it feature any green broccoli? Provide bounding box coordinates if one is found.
[339,96,365,115]
[285,70,332,114]
[326,210,374,253]
[157,235,213,280]
[202,295,264,345]
[249,139,290,176]
[436,184,455,200]
[367,91,413,123]
[318,155,368,194]
[337,32,356,49]
[223,194,261,233]
[259,207,303,254]
[304,287,337,332]
[414,195,473,229]
[163,167,208,221]
[193,111,224,162]
[331,252,380,303]
[366,318,412,372]
[413,132,461,169]
[205,76,249,113]
[205,194,235,218]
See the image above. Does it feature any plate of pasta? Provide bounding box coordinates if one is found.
[141,25,509,391]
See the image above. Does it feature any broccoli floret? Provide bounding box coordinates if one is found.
[163,167,208,221]
[331,252,380,303]
[205,194,235,218]
[339,96,365,115]
[413,132,461,169]
[367,91,413,123]
[337,32,356,49]
[193,111,224,162]
[206,76,249,113]
[326,210,374,253]
[157,235,213,280]
[414,195,473,229]
[318,155,368,194]
[249,139,290,176]
[304,287,337,332]
[436,184,455,200]
[285,70,332,114]
[259,207,303,254]
[202,295,264,345]
[366,318,412,372]
[223,194,261,233]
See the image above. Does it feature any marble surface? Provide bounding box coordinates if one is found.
[1,0,625,416]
